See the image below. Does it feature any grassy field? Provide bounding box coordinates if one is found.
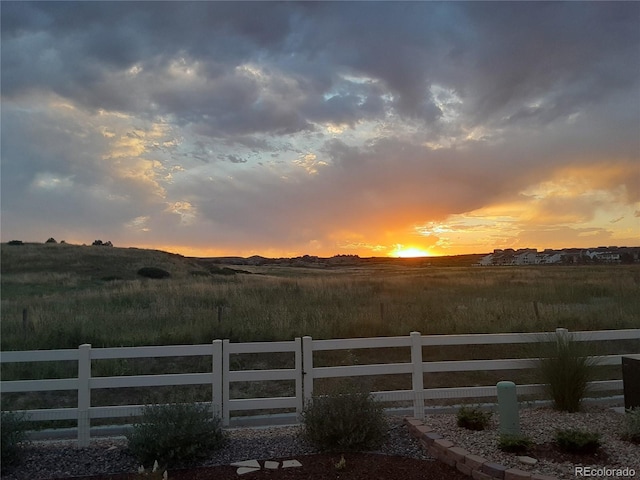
[2,242,638,420]
[2,242,640,351]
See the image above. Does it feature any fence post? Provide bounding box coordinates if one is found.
[77,344,91,447]
[295,337,303,418]
[222,339,230,427]
[212,340,223,418]
[302,336,313,405]
[410,332,424,419]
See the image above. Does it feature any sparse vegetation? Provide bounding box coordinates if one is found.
[126,400,225,466]
[456,405,491,431]
[498,433,532,453]
[302,383,388,451]
[555,428,601,453]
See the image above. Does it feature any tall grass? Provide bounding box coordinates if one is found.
[537,332,599,412]
[2,244,638,418]
[2,264,640,351]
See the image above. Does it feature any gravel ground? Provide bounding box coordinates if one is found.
[0,417,427,480]
[425,405,640,480]
[1,408,638,480]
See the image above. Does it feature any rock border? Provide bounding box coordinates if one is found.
[404,417,557,480]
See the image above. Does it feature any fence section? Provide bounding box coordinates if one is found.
[222,338,302,426]
[1,328,638,446]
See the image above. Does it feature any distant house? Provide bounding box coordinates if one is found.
[536,253,562,264]
[479,248,566,266]
[478,246,639,266]
[585,250,621,263]
[478,254,494,266]
[514,249,537,265]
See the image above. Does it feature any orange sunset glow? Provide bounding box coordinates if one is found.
[389,246,432,258]
[2,3,638,257]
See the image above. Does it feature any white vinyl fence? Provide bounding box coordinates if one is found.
[1,328,638,446]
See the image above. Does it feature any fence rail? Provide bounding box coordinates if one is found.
[1,328,638,446]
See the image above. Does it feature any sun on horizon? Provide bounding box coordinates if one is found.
[389,245,433,258]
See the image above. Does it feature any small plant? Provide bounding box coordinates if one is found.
[556,428,601,454]
[622,407,640,443]
[498,433,532,453]
[1,411,31,466]
[301,383,388,451]
[137,267,171,279]
[456,405,491,431]
[126,401,225,466]
[537,332,598,412]
[136,460,168,479]
[334,454,346,470]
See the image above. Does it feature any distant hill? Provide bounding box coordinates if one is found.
[0,241,497,284]
[1,242,205,281]
[195,252,487,268]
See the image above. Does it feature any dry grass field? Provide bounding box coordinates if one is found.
[1,242,638,419]
[2,242,639,351]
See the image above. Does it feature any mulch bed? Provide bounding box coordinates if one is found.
[50,453,470,480]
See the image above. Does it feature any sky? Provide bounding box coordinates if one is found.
[1,2,639,258]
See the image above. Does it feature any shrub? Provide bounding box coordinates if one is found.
[126,401,225,466]
[622,407,640,443]
[537,332,598,412]
[1,411,30,466]
[456,405,491,431]
[555,428,601,453]
[92,239,113,246]
[301,384,388,451]
[45,237,57,244]
[137,267,171,279]
[498,433,532,453]
[7,240,23,246]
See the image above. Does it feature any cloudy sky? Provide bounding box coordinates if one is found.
[2,2,639,257]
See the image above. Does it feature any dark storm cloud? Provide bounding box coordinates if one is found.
[3,2,638,132]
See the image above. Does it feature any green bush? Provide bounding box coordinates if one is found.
[301,384,388,451]
[555,428,601,453]
[537,332,598,412]
[1,411,30,466]
[126,401,225,466]
[137,267,171,279]
[498,433,532,453]
[456,406,491,431]
[622,407,640,443]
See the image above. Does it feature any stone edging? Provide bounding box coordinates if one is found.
[403,417,558,480]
